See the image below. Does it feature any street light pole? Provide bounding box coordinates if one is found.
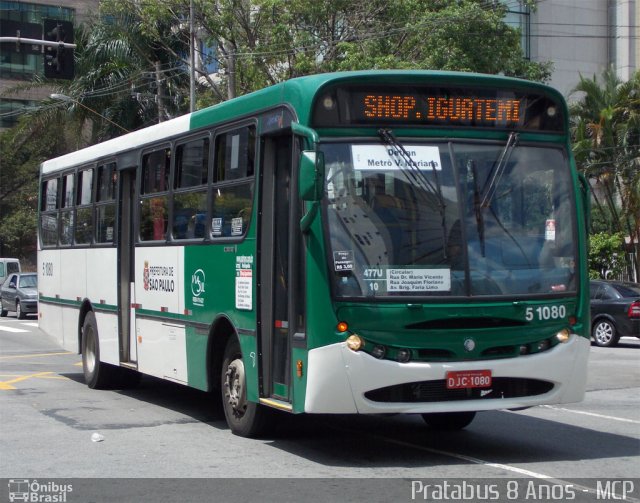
[189,0,196,113]
[50,93,130,133]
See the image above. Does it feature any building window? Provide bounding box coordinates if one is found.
[0,99,36,128]
[501,0,530,59]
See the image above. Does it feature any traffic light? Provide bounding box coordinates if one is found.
[43,19,74,80]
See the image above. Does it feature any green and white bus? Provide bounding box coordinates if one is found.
[38,71,590,436]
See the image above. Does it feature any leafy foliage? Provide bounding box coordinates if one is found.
[0,112,70,260]
[588,232,626,280]
[0,0,550,261]
[110,0,551,103]
[570,69,640,281]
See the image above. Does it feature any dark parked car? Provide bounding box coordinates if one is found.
[589,279,640,347]
[0,272,38,319]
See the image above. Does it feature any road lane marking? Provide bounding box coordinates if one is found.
[22,322,39,327]
[0,351,73,360]
[0,326,29,333]
[0,371,55,390]
[365,432,640,502]
[541,405,640,424]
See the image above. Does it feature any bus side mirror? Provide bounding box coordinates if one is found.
[299,150,325,201]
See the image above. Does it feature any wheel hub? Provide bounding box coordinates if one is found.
[595,322,613,343]
[224,358,247,418]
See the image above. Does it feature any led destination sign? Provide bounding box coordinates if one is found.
[312,84,564,132]
[362,94,521,126]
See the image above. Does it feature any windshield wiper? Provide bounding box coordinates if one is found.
[468,159,486,257]
[480,131,519,209]
[378,128,448,257]
[470,132,521,258]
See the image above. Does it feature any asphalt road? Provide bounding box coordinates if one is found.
[0,313,638,502]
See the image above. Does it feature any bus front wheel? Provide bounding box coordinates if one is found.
[221,337,270,437]
[421,411,476,430]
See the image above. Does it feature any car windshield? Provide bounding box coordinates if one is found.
[322,140,577,299]
[19,275,37,288]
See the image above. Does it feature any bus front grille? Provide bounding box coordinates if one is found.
[364,378,553,403]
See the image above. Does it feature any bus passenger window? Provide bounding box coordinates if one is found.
[95,163,117,244]
[140,196,169,241]
[140,148,171,242]
[75,168,94,245]
[172,138,209,240]
[60,173,75,246]
[211,126,255,238]
[39,177,59,247]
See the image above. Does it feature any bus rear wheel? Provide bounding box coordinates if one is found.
[221,337,270,437]
[421,411,476,430]
[82,311,118,389]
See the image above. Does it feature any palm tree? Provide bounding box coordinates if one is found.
[570,68,640,281]
[56,11,189,143]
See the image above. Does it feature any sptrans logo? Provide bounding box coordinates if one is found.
[8,479,72,502]
[191,269,206,306]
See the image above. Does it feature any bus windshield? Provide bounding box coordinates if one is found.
[322,140,577,299]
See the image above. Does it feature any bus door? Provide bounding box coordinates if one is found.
[259,134,305,403]
[117,167,137,365]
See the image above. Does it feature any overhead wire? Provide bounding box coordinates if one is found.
[2,2,637,119]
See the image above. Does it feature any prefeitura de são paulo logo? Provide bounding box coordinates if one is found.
[143,261,150,290]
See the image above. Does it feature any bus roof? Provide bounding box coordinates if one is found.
[41,70,565,175]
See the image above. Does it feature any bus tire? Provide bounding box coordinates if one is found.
[421,411,476,430]
[82,311,117,389]
[221,337,270,437]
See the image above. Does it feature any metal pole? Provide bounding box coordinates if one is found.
[189,0,196,113]
[0,36,76,49]
[155,61,165,123]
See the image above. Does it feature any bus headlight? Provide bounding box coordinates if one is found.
[396,348,412,363]
[536,340,550,352]
[346,334,364,351]
[555,328,571,343]
[371,345,386,359]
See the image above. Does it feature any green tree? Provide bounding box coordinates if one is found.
[0,111,70,263]
[570,69,640,281]
[1,0,552,261]
[59,9,188,141]
[112,0,550,103]
[588,232,626,280]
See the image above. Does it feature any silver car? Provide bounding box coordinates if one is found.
[0,273,38,319]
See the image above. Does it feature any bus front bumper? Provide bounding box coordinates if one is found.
[304,334,589,414]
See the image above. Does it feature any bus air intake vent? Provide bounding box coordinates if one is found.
[364,378,553,403]
[405,318,527,330]
[417,348,455,360]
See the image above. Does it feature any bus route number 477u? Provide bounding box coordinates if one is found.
[525,305,566,322]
